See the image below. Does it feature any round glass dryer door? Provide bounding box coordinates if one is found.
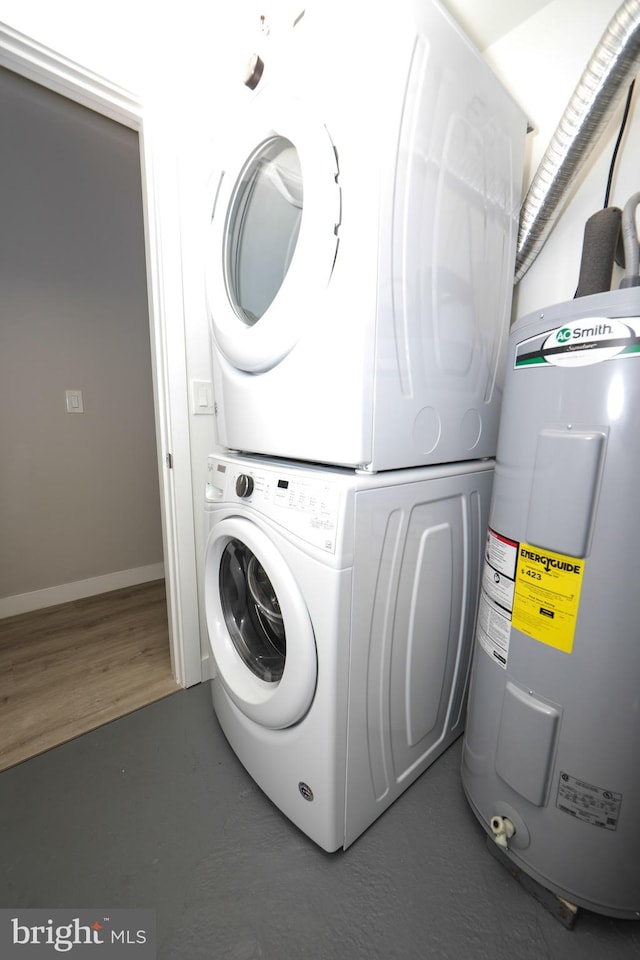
[205,516,317,729]
[227,137,303,328]
[206,93,340,374]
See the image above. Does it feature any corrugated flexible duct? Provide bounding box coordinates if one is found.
[515,0,640,285]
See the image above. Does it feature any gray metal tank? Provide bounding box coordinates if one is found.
[461,286,640,918]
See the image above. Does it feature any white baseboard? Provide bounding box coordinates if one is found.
[0,563,165,619]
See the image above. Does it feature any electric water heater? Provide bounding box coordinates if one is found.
[461,287,640,919]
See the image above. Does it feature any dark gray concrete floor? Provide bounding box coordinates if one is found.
[1,682,639,959]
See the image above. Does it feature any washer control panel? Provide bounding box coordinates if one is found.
[206,455,341,552]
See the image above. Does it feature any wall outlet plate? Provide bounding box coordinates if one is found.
[65,389,84,413]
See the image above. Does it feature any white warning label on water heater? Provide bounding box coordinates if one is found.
[556,772,622,831]
[477,593,511,669]
[475,529,519,669]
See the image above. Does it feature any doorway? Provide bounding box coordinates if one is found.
[0,65,163,605]
[0,24,201,730]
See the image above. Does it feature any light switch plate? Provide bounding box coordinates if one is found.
[191,379,215,415]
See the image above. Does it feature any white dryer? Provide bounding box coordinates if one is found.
[204,451,493,851]
[205,0,526,471]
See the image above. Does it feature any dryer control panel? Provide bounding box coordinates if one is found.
[206,455,342,553]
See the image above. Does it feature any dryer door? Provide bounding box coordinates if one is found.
[205,516,317,729]
[206,92,341,374]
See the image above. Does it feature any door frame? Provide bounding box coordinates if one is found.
[0,22,201,687]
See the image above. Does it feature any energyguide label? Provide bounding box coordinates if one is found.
[477,528,585,668]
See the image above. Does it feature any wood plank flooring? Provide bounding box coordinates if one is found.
[0,579,180,772]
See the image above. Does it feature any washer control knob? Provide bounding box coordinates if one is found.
[236,474,254,498]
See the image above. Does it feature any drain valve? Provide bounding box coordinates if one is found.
[490,815,515,849]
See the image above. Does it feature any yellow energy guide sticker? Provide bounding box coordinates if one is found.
[512,543,585,654]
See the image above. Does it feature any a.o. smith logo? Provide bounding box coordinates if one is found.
[515,315,640,368]
[1,910,155,957]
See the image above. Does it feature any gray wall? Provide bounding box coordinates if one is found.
[0,66,163,600]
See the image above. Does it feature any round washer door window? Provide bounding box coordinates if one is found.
[206,93,340,374]
[219,538,286,683]
[205,517,317,729]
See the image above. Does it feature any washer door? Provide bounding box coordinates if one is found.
[205,516,317,729]
[205,92,340,374]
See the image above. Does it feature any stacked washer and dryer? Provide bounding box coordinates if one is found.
[203,0,526,851]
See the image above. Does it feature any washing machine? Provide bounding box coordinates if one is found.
[205,0,526,471]
[204,450,493,851]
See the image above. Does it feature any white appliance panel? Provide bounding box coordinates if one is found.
[206,0,526,470]
[204,451,492,850]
